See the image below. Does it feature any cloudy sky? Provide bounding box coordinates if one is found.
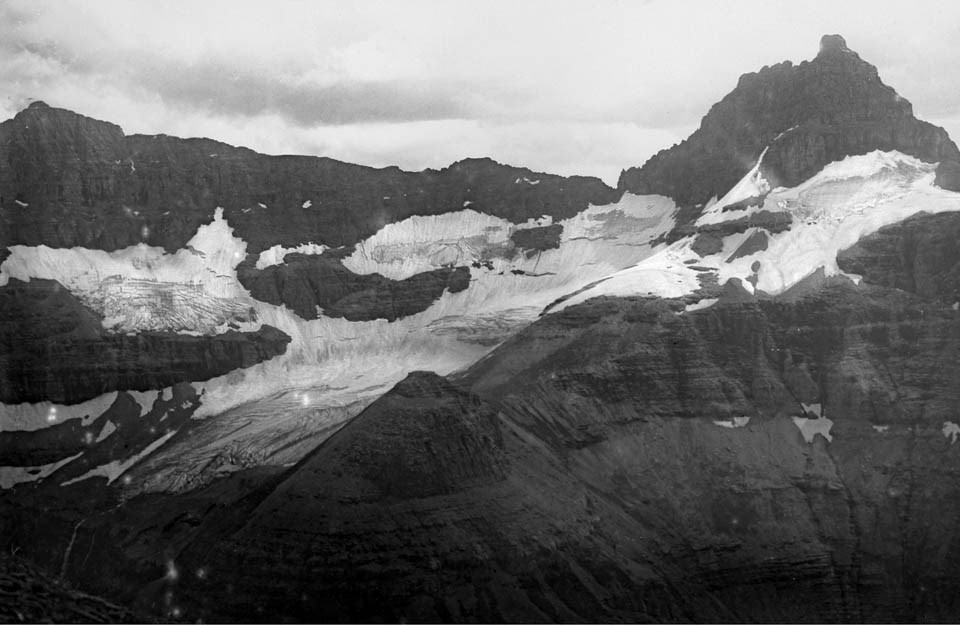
[3,0,960,185]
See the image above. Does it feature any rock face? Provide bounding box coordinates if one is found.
[618,34,960,220]
[935,160,960,191]
[0,278,290,404]
[0,554,140,623]
[236,252,471,322]
[0,104,617,258]
[509,223,563,253]
[838,211,960,303]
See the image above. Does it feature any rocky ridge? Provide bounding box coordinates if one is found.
[0,102,616,259]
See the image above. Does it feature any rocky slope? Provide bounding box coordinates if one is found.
[0,554,141,623]
[618,35,960,225]
[134,274,960,623]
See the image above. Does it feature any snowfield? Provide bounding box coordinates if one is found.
[0,192,677,491]
[9,151,950,490]
[0,208,258,334]
[554,151,960,311]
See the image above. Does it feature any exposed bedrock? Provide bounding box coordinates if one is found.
[838,211,960,303]
[618,35,960,223]
[0,278,290,404]
[236,252,471,322]
[0,554,140,623]
[0,103,617,256]
[509,223,563,254]
[936,160,960,191]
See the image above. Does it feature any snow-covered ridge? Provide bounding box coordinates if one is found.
[697,146,772,225]
[553,151,960,312]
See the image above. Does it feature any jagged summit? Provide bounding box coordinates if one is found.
[619,34,960,222]
[818,33,851,55]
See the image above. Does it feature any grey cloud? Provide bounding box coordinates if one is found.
[135,57,472,125]
[0,4,473,126]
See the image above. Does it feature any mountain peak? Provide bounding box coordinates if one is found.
[618,35,960,221]
[26,100,51,110]
[818,34,850,55]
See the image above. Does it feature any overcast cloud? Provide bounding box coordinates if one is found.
[3,0,960,184]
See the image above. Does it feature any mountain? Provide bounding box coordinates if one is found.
[618,34,960,228]
[0,101,616,257]
[2,102,659,496]
[163,275,960,622]
[3,34,960,622]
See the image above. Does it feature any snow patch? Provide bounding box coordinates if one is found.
[872,425,890,433]
[713,416,751,429]
[96,420,117,442]
[126,390,159,417]
[255,243,329,270]
[61,429,178,486]
[802,402,822,418]
[685,298,718,312]
[792,416,834,443]
[14,200,28,208]
[943,421,960,444]
[301,200,312,209]
[0,452,83,489]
